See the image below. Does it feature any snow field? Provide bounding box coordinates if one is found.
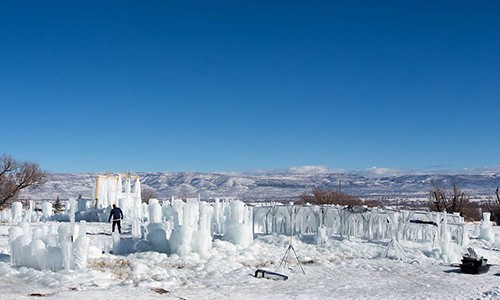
[1,222,498,299]
[1,198,499,299]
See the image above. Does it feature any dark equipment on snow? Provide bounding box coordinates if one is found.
[254,269,288,281]
[345,205,369,213]
[409,219,438,227]
[460,248,490,274]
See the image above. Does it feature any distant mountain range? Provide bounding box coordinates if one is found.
[20,172,500,204]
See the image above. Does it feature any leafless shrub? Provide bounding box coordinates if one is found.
[295,188,378,207]
[487,187,500,224]
[53,195,63,212]
[141,186,158,203]
[428,183,480,221]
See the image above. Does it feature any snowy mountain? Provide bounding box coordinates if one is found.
[20,172,500,203]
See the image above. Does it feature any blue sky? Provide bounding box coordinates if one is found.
[1,1,499,174]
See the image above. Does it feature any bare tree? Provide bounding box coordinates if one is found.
[449,184,468,213]
[53,195,63,212]
[428,183,479,220]
[429,184,447,212]
[488,187,500,224]
[0,154,47,209]
[141,186,158,204]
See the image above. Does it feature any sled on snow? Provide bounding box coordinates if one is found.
[254,269,288,281]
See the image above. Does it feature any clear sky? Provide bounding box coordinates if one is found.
[1,1,499,174]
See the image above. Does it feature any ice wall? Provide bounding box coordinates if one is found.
[252,203,466,263]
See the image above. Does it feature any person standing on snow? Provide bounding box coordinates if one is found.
[108,203,124,234]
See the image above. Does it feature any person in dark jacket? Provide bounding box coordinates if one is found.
[108,204,124,234]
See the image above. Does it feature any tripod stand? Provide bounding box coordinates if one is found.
[278,243,305,274]
[278,206,305,274]
[382,239,406,261]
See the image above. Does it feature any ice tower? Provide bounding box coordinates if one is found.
[95,173,142,220]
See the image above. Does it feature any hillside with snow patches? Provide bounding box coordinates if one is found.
[21,172,500,203]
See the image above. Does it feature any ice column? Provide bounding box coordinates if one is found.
[42,201,53,221]
[12,202,22,223]
[146,199,169,253]
[26,200,33,223]
[74,221,90,269]
[171,199,185,227]
[116,175,123,201]
[479,212,495,242]
[223,200,253,247]
[0,209,11,223]
[316,226,328,245]
[133,178,141,198]
[146,222,170,253]
[170,199,199,256]
[8,225,25,265]
[148,198,163,223]
[58,224,74,270]
[191,201,214,256]
[97,178,108,209]
[118,178,130,220]
[131,218,141,237]
[131,178,142,221]
[440,213,451,262]
[212,198,224,235]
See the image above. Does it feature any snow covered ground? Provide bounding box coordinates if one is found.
[0,222,499,300]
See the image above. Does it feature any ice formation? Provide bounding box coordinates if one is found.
[8,221,89,271]
[212,198,225,235]
[148,198,163,223]
[74,221,90,268]
[252,204,467,262]
[479,212,495,242]
[170,198,214,256]
[316,226,328,245]
[41,201,53,221]
[95,174,142,220]
[12,202,22,222]
[1,182,474,266]
[0,208,11,222]
[111,197,217,256]
[222,200,253,247]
